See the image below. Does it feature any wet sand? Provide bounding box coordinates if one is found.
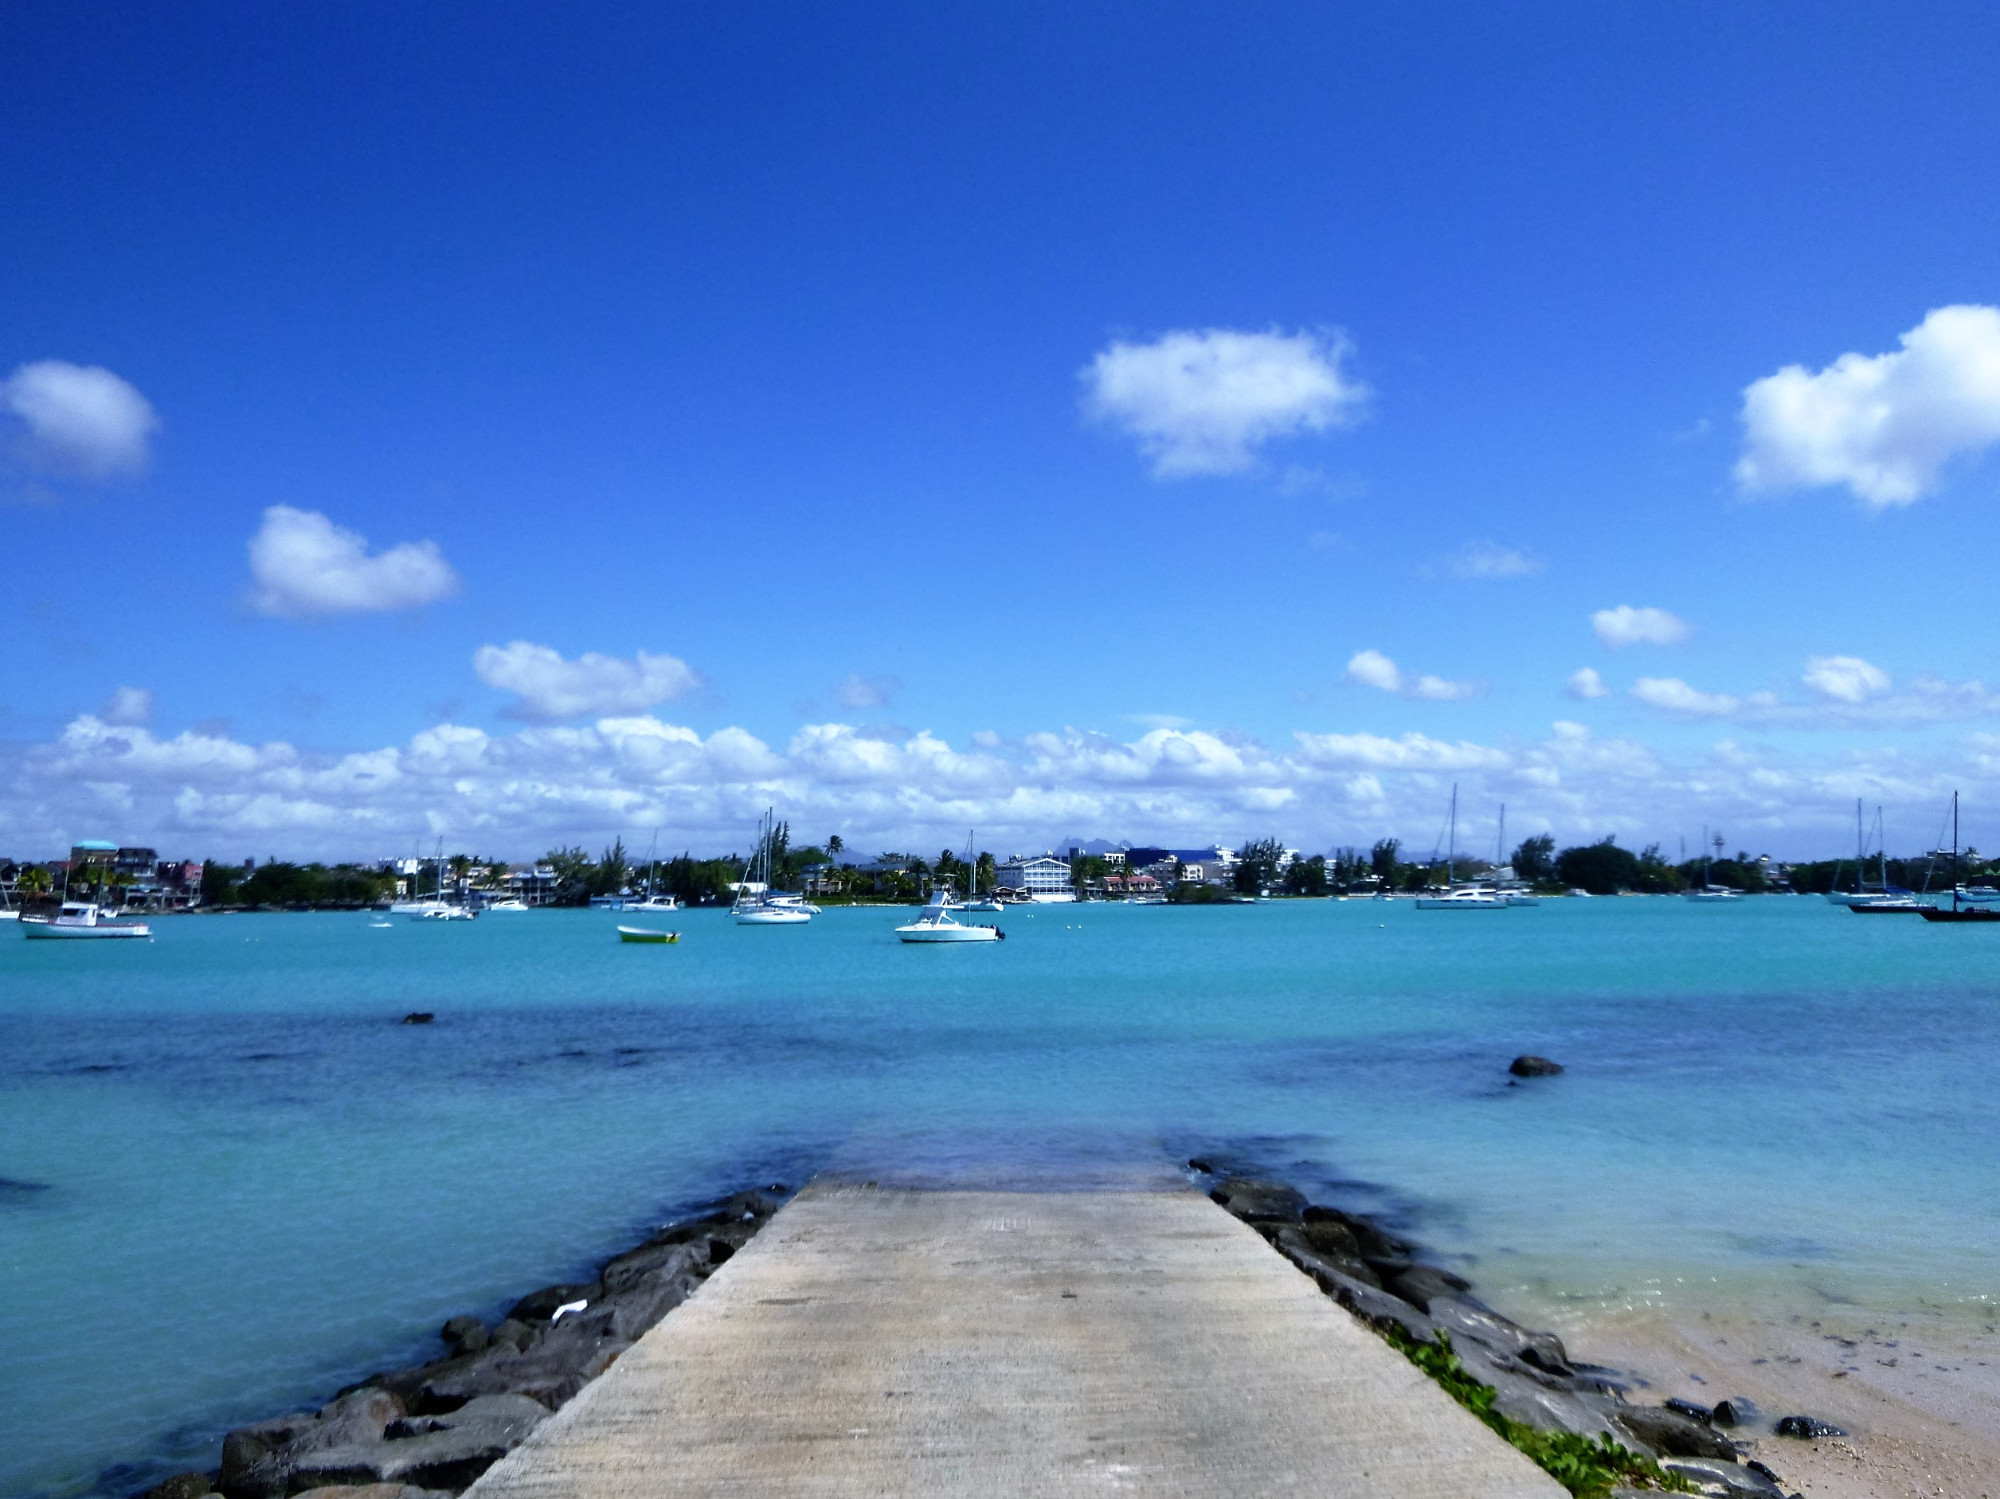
[1548,1302,2000,1499]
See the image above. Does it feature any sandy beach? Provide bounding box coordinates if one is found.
[1550,1303,2000,1499]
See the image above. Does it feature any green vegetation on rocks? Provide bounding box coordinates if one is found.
[1381,1326,1694,1497]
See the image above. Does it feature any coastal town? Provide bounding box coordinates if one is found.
[6,830,1982,913]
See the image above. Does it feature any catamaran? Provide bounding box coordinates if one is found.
[1414,785,1507,909]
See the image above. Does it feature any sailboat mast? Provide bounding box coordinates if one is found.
[1498,803,1506,869]
[1447,783,1457,883]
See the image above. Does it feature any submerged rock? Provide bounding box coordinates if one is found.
[1508,1055,1564,1077]
[439,1316,487,1356]
[400,1013,435,1026]
[139,1472,218,1499]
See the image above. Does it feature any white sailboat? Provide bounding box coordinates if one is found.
[1684,826,1740,902]
[1826,801,1916,907]
[625,829,683,913]
[958,831,1003,912]
[733,811,816,925]
[1414,785,1507,909]
[397,840,476,921]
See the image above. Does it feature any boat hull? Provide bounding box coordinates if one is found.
[23,920,151,939]
[1412,896,1505,909]
[617,926,680,943]
[896,924,1002,942]
[735,907,812,925]
[1919,905,2000,923]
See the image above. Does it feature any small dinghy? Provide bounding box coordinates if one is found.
[617,926,680,944]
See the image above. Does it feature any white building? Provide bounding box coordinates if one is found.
[996,854,1075,903]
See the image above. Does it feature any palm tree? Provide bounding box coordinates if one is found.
[828,834,844,858]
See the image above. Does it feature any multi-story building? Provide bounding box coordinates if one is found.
[995,854,1075,903]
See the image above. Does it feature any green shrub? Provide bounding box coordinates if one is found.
[1381,1327,1693,1497]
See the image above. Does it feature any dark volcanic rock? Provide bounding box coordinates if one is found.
[439,1316,488,1356]
[1666,1396,1714,1423]
[1508,1054,1564,1077]
[1660,1456,1787,1498]
[1614,1404,1740,1460]
[1386,1264,1473,1310]
[1298,1213,1361,1259]
[1710,1397,1761,1427]
[400,1013,434,1026]
[1774,1414,1846,1439]
[599,1239,704,1295]
[218,1387,404,1499]
[1209,1177,1307,1223]
[1426,1295,1574,1377]
[506,1282,600,1325]
[290,1393,548,1493]
[417,1311,629,1413]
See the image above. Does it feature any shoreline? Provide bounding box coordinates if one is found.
[106,1155,1997,1499]
[1190,1156,1999,1499]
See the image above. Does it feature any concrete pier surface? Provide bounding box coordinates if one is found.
[469,1182,1563,1497]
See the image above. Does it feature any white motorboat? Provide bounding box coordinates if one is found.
[481,898,531,912]
[1501,890,1541,907]
[896,892,1003,943]
[22,902,152,939]
[1414,886,1507,910]
[624,894,682,913]
[410,904,477,921]
[1951,884,2000,904]
[733,810,816,925]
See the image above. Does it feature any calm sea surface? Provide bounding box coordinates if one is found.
[3,897,1996,1496]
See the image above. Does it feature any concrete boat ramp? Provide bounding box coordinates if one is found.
[469,1182,1562,1497]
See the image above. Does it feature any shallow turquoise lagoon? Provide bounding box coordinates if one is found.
[2,897,1997,1495]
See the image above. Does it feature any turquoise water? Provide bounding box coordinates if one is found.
[3,898,1997,1496]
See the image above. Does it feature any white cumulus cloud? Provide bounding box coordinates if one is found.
[1566,668,1609,700]
[1345,649,1403,693]
[247,507,460,619]
[1345,649,1479,702]
[1803,655,1891,704]
[1736,304,2000,506]
[101,686,154,725]
[473,641,702,721]
[1592,605,1690,648]
[1082,326,1369,478]
[2,360,159,480]
[1631,677,1740,717]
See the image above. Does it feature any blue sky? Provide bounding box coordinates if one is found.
[7,2,2000,861]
